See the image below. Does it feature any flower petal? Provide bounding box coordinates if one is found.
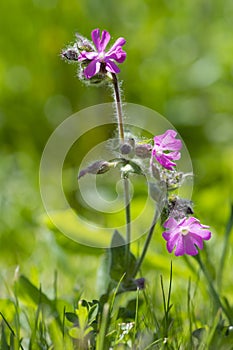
[154,153,177,170]
[152,129,182,169]
[108,37,126,52]
[78,51,98,61]
[174,236,185,256]
[99,30,111,51]
[107,37,126,63]
[105,59,120,74]
[166,233,180,253]
[164,217,178,229]
[188,233,204,250]
[91,29,101,51]
[84,59,101,79]
[183,235,199,255]
[187,217,211,240]
[91,29,110,52]
[154,130,182,151]
[163,216,211,256]
[107,48,127,63]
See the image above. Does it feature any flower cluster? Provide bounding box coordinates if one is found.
[61,28,126,82]
[150,130,211,256]
[151,129,182,170]
[63,28,212,258]
[78,29,126,79]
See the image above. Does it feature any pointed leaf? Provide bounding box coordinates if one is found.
[65,312,79,325]
[110,231,127,281]
[110,230,137,281]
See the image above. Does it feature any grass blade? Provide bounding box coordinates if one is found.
[217,204,233,291]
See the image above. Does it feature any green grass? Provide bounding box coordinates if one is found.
[1,205,233,349]
[1,2,233,347]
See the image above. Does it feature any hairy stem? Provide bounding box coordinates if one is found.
[123,176,131,272]
[111,73,125,142]
[111,73,132,272]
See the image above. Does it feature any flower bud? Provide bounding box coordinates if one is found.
[78,160,111,179]
[78,68,107,85]
[168,195,194,220]
[75,33,94,52]
[61,44,79,61]
[135,144,152,158]
[134,277,145,290]
[120,143,133,155]
[151,163,161,181]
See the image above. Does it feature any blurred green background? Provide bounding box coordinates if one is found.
[0,0,233,299]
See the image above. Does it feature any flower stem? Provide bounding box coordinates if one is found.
[123,176,131,272]
[111,73,132,273]
[132,209,159,277]
[111,73,125,142]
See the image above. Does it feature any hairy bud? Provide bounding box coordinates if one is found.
[168,195,194,220]
[135,144,152,158]
[75,33,94,52]
[61,44,79,61]
[78,160,111,179]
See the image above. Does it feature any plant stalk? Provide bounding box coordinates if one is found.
[123,176,131,271]
[111,73,125,142]
[111,73,131,272]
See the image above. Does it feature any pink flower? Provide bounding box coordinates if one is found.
[162,217,211,256]
[78,29,126,79]
[152,130,182,170]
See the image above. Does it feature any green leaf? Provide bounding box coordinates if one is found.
[128,160,144,176]
[88,304,99,324]
[75,302,89,331]
[109,230,137,282]
[117,298,143,320]
[96,251,112,295]
[109,231,127,281]
[16,275,63,329]
[1,323,9,350]
[65,312,79,325]
[16,275,51,307]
